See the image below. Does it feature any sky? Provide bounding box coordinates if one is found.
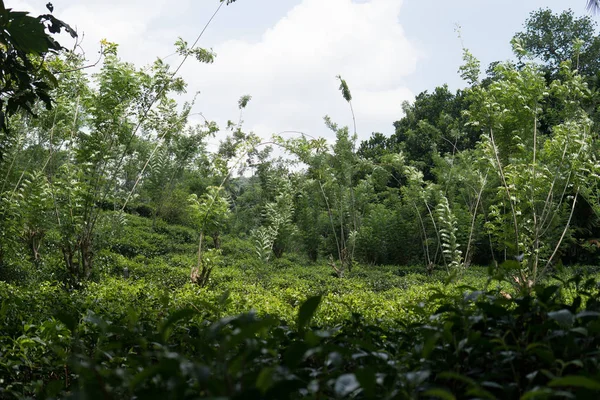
[9,0,594,146]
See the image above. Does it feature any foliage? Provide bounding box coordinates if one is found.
[468,60,598,283]
[1,267,600,399]
[3,3,600,399]
[188,186,230,247]
[514,9,600,76]
[0,1,76,138]
[360,85,480,181]
[436,194,463,272]
[252,175,296,262]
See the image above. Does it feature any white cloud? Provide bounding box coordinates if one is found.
[63,0,183,66]
[7,0,181,65]
[184,0,418,145]
[8,0,419,146]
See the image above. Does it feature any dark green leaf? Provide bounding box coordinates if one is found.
[355,367,377,398]
[297,295,321,332]
[548,309,575,327]
[159,308,197,342]
[423,388,457,400]
[549,376,600,390]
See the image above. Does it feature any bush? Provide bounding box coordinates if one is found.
[2,276,599,399]
[101,213,196,258]
[219,235,255,258]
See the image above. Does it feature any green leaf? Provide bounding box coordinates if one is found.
[548,309,575,327]
[55,311,78,332]
[422,332,441,358]
[438,371,477,386]
[256,367,274,394]
[6,14,50,54]
[482,381,505,389]
[536,285,560,303]
[439,372,496,399]
[355,367,377,398]
[500,260,521,271]
[576,311,600,319]
[477,301,509,318]
[336,75,352,102]
[159,308,197,342]
[548,376,600,390]
[297,295,321,332]
[43,379,63,397]
[335,374,359,397]
[520,387,555,400]
[283,341,308,367]
[423,388,457,400]
[570,327,588,336]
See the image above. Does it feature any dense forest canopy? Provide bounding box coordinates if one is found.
[2,1,600,399]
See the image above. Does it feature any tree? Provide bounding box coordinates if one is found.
[360,85,479,181]
[188,186,229,285]
[467,59,598,286]
[513,9,600,76]
[0,1,76,152]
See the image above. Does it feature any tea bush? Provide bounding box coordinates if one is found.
[2,275,600,399]
[2,216,600,399]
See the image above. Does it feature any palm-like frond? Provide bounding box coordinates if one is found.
[587,0,600,14]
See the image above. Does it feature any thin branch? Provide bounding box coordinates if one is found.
[414,201,432,266]
[54,43,104,74]
[541,188,579,280]
[464,172,487,268]
[103,1,226,207]
[489,128,520,254]
[424,193,448,273]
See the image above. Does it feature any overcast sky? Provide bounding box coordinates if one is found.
[10,0,593,145]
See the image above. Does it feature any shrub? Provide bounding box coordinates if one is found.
[3,276,599,399]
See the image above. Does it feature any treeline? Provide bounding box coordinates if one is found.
[1,8,600,287]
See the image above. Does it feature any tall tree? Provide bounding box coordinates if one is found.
[513,9,600,76]
[360,86,479,181]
